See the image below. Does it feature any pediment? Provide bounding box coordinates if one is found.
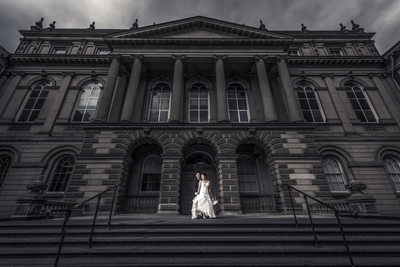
[106,16,292,40]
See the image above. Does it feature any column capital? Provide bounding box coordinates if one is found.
[368,73,378,79]
[276,55,289,62]
[171,55,185,61]
[108,54,122,61]
[213,55,226,62]
[129,54,143,61]
[11,71,25,77]
[254,55,267,62]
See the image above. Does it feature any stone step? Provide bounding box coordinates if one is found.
[2,255,400,267]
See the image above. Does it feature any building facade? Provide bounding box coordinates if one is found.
[1,16,400,217]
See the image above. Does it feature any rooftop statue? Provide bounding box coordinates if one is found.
[131,18,139,29]
[87,21,95,31]
[351,20,364,33]
[340,23,346,32]
[31,17,44,30]
[259,20,267,30]
[48,21,56,31]
[301,23,308,32]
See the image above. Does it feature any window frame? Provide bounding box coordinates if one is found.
[345,82,379,123]
[328,48,343,56]
[16,80,53,122]
[46,154,75,194]
[148,82,172,123]
[288,49,300,56]
[237,154,259,193]
[72,81,103,123]
[53,47,67,54]
[383,155,400,194]
[188,82,210,123]
[0,154,12,188]
[227,83,251,123]
[322,156,349,194]
[294,81,326,123]
[139,154,162,193]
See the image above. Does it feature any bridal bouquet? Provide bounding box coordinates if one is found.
[212,199,218,205]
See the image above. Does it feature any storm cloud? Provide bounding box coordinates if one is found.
[0,0,399,53]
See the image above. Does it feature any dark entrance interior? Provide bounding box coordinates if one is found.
[180,144,218,215]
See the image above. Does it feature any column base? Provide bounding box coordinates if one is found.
[157,210,180,215]
[219,210,243,216]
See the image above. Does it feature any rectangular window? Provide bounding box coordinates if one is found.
[288,49,300,56]
[328,48,343,56]
[98,49,110,55]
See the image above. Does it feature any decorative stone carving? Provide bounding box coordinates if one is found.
[351,20,364,33]
[345,180,377,214]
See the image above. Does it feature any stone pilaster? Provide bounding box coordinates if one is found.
[108,71,128,122]
[322,74,356,133]
[40,72,74,133]
[214,55,229,122]
[276,56,303,122]
[158,157,181,214]
[255,56,278,121]
[217,157,242,215]
[94,55,120,122]
[169,55,184,122]
[121,55,143,122]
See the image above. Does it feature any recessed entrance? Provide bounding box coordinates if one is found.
[180,144,218,215]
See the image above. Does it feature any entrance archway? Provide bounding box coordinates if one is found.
[180,144,218,215]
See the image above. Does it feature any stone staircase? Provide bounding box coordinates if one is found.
[0,215,399,266]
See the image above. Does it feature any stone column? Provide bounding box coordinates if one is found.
[0,72,10,96]
[255,56,278,121]
[322,74,356,132]
[41,72,74,133]
[158,157,181,214]
[276,56,303,122]
[94,55,120,122]
[120,55,143,122]
[169,55,184,122]
[0,72,24,118]
[108,72,128,122]
[214,55,229,122]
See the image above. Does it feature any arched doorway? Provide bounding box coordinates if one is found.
[180,144,218,215]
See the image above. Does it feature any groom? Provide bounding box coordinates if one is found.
[191,171,201,219]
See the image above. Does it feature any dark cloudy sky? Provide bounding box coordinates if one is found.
[0,0,399,53]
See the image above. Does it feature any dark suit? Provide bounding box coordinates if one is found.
[193,177,200,193]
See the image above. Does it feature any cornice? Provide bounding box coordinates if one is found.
[9,54,110,65]
[287,56,384,66]
[104,38,292,47]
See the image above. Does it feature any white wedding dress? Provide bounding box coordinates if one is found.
[192,180,216,219]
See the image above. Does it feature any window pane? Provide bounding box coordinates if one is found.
[303,111,313,122]
[239,111,248,122]
[299,99,309,109]
[149,111,158,122]
[200,111,208,122]
[28,110,40,121]
[25,99,35,109]
[229,111,238,122]
[159,111,168,122]
[161,99,169,109]
[190,111,198,122]
[200,99,208,110]
[309,99,319,109]
[228,99,237,110]
[73,110,83,122]
[238,99,247,110]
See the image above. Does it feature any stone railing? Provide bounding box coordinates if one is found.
[309,198,377,214]
[14,198,82,217]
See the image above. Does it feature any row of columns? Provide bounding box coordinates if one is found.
[93,55,303,123]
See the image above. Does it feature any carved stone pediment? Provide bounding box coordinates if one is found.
[105,16,292,40]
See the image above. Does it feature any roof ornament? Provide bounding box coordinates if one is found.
[131,18,139,29]
[31,17,44,30]
[301,23,308,32]
[48,21,56,31]
[340,23,346,32]
[87,21,95,31]
[259,20,267,30]
[351,20,364,33]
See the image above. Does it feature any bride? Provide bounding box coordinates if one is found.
[192,173,216,219]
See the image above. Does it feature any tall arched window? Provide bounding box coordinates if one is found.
[47,155,75,192]
[345,82,377,123]
[295,82,324,123]
[18,80,52,122]
[322,156,348,193]
[141,154,162,191]
[227,83,250,122]
[72,81,102,122]
[237,155,258,192]
[189,83,209,123]
[384,155,400,193]
[149,83,171,122]
[0,155,12,187]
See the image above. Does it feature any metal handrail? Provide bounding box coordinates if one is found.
[280,183,354,267]
[54,185,118,267]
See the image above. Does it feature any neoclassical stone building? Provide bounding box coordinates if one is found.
[1,16,400,217]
